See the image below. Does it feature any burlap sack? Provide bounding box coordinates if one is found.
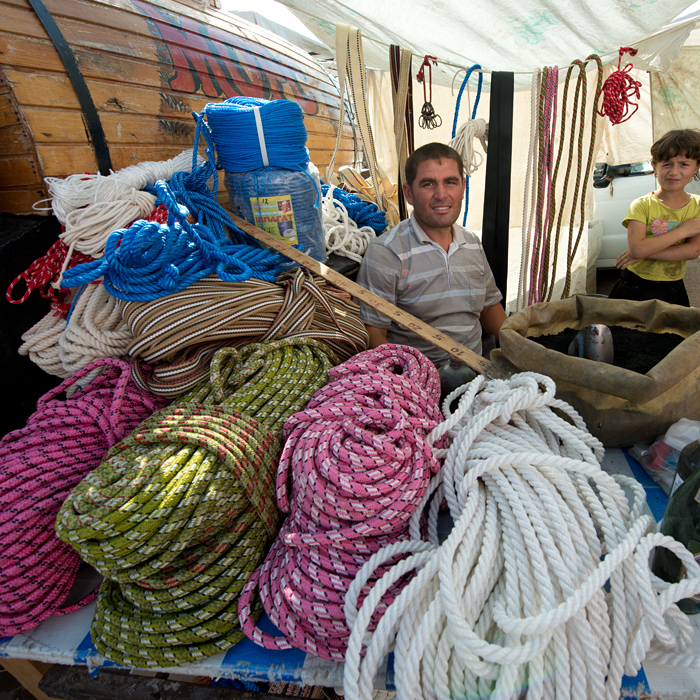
[493,295,700,447]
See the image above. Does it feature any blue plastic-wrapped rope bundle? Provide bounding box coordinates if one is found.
[202,97,327,263]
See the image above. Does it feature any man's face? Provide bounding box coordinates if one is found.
[403,158,465,235]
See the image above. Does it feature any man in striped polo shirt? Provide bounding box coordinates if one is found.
[356,142,506,367]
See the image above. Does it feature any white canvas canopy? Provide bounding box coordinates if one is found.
[276,0,700,89]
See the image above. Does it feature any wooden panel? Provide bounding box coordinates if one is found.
[1,659,57,700]
[0,92,21,127]
[0,153,41,186]
[0,187,47,212]
[4,69,348,127]
[0,124,34,156]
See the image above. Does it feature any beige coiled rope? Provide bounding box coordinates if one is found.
[121,268,369,398]
[56,337,336,667]
[19,283,131,386]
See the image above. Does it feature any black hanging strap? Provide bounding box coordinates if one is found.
[28,0,113,175]
[481,71,514,301]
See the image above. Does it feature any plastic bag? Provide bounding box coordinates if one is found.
[643,418,700,493]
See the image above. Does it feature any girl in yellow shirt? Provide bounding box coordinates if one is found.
[611,129,700,306]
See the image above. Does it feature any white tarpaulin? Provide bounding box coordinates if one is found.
[278,0,698,90]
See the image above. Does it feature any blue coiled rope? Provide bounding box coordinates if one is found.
[202,97,310,173]
[321,184,387,234]
[451,64,483,226]
[61,180,285,302]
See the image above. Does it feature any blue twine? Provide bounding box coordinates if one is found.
[321,184,388,234]
[61,180,285,302]
[202,97,310,173]
[452,65,483,226]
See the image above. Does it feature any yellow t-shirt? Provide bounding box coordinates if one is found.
[623,191,700,281]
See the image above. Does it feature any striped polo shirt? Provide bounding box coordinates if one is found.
[355,213,502,365]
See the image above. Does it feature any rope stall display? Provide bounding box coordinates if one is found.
[4,20,698,698]
[55,339,336,667]
[0,359,166,636]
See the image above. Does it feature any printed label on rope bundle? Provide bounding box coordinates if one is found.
[250,196,298,244]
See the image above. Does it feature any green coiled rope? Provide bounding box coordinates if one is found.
[56,337,336,667]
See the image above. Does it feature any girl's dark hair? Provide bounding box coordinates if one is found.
[651,129,700,181]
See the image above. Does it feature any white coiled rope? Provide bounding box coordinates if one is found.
[36,150,200,224]
[19,284,131,384]
[61,189,156,257]
[322,185,376,262]
[343,372,700,700]
[449,117,487,177]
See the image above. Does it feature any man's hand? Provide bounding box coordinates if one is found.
[479,303,507,341]
[365,325,388,348]
[616,249,642,269]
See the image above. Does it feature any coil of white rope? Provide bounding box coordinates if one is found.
[322,185,376,262]
[59,283,132,375]
[343,372,700,700]
[449,117,487,177]
[61,189,156,257]
[35,150,201,224]
[18,310,69,378]
[19,284,131,385]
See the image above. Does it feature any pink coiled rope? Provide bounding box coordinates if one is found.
[238,344,443,661]
[0,358,166,636]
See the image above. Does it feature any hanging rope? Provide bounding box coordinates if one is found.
[60,179,285,302]
[390,44,414,220]
[121,269,369,398]
[449,64,485,225]
[417,55,442,130]
[56,339,335,667]
[546,55,604,300]
[343,372,700,700]
[0,359,165,637]
[598,47,642,126]
[322,185,378,262]
[516,69,542,312]
[238,345,443,662]
[327,24,389,225]
[6,239,93,314]
[528,65,559,305]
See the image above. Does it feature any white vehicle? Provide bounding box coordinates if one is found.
[593,161,655,269]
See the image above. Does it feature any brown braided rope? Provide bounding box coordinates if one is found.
[121,269,368,398]
[544,55,603,301]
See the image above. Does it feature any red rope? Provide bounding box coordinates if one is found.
[5,239,94,315]
[598,47,642,125]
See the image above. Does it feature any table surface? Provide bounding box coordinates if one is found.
[1,448,698,698]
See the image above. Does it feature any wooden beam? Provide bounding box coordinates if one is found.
[227,211,508,379]
[1,659,57,700]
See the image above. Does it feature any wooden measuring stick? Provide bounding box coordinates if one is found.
[227,211,508,379]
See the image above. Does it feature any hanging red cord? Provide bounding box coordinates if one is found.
[417,55,442,129]
[6,239,94,315]
[598,47,642,125]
